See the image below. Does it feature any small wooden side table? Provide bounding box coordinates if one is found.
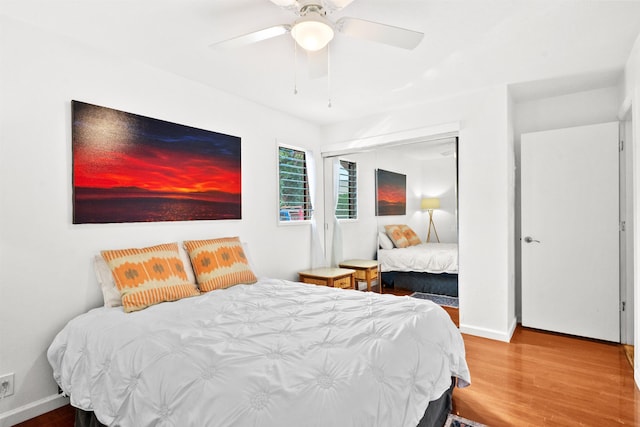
[298,267,356,290]
[339,259,378,292]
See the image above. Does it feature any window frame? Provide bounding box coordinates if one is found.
[277,144,312,225]
[335,159,358,221]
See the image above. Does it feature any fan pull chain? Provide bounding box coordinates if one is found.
[327,44,332,108]
[293,39,298,95]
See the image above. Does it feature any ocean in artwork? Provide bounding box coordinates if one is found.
[73,193,241,224]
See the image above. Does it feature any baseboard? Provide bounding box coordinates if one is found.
[0,393,69,427]
[507,317,517,341]
[460,319,516,343]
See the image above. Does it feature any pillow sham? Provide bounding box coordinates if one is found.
[183,236,257,292]
[100,242,200,312]
[95,243,197,308]
[378,231,394,250]
[399,224,422,246]
[384,224,409,248]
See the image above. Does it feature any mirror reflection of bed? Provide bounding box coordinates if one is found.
[378,240,458,296]
[322,135,459,306]
[374,138,458,303]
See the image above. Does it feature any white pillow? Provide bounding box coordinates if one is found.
[242,242,259,277]
[94,243,197,307]
[93,255,122,308]
[378,231,394,250]
[178,243,197,284]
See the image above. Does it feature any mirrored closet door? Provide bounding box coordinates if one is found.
[322,137,459,296]
[374,138,459,300]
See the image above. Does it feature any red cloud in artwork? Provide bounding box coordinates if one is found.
[377,183,405,204]
[74,144,240,198]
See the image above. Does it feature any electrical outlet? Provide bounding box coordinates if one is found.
[0,373,14,398]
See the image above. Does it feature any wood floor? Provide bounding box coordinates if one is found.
[455,327,639,426]
[15,289,640,427]
[13,404,74,427]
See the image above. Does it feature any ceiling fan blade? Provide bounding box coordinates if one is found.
[210,25,291,49]
[336,17,423,50]
[323,0,356,12]
[307,47,328,79]
[269,0,299,11]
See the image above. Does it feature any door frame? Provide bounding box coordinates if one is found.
[620,113,635,345]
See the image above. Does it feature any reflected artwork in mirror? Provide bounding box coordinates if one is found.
[375,169,406,216]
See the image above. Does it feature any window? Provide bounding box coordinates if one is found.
[278,146,311,222]
[336,160,357,219]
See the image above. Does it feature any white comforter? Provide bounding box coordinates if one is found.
[48,278,469,427]
[378,243,459,274]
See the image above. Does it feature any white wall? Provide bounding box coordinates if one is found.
[420,155,458,244]
[514,87,621,135]
[512,86,622,321]
[323,86,516,342]
[0,16,324,423]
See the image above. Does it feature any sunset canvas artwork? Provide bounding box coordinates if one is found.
[72,101,241,224]
[375,169,406,216]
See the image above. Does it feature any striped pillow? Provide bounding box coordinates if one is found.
[101,242,200,313]
[183,237,257,292]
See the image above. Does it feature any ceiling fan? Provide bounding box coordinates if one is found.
[211,0,424,53]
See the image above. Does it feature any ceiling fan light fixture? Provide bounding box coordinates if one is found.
[291,12,334,51]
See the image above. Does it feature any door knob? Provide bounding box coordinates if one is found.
[524,236,540,243]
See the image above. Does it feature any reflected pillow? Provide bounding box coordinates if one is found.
[384,225,409,248]
[400,224,422,246]
[378,231,394,250]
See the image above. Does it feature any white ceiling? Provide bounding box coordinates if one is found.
[2,0,640,125]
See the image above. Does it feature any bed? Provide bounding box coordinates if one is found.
[48,278,470,427]
[378,243,459,297]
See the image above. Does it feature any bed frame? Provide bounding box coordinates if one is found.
[74,378,456,427]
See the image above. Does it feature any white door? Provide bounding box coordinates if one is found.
[521,122,619,342]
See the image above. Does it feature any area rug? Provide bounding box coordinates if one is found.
[445,413,487,427]
[411,292,459,308]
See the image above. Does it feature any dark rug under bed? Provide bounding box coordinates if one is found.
[445,414,487,427]
[411,292,459,308]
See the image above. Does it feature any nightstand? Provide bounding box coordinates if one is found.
[298,267,356,289]
[338,259,378,292]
